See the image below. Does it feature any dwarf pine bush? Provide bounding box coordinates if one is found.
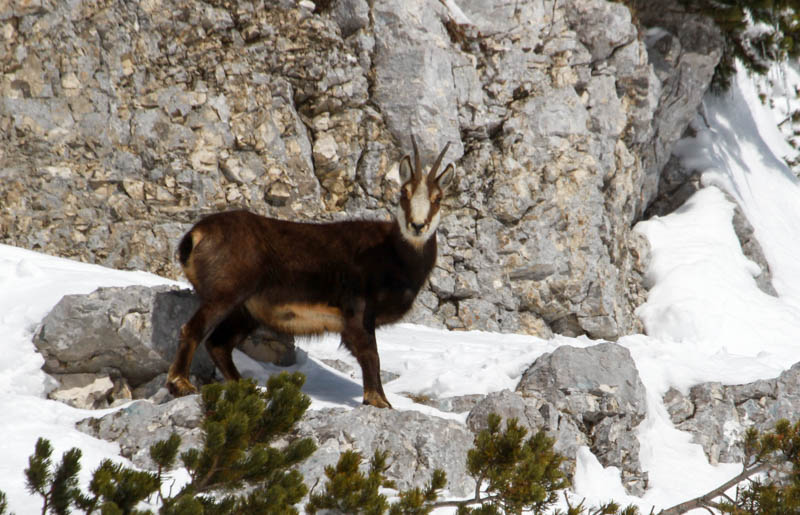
[6,373,314,515]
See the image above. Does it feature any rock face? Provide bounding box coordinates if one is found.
[0,0,722,340]
[467,343,649,496]
[34,286,210,387]
[72,340,650,498]
[663,363,800,464]
[293,406,476,497]
[77,396,204,469]
[76,395,476,498]
[34,285,295,407]
[636,0,724,208]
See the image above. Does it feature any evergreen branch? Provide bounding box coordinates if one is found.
[473,471,485,504]
[659,461,772,514]
[429,470,489,509]
[431,492,503,508]
[194,452,221,492]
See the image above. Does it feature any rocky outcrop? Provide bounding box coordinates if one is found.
[34,285,294,408]
[76,395,477,497]
[467,343,649,496]
[663,363,800,465]
[636,0,724,210]
[0,0,722,340]
[72,339,651,497]
[293,406,476,497]
[44,288,647,496]
[77,396,205,469]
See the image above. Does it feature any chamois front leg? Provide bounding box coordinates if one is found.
[342,300,392,409]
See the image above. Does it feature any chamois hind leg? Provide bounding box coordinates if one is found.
[166,302,232,397]
[341,301,392,409]
[204,307,259,382]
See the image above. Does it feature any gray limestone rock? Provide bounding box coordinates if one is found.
[33,286,209,388]
[412,393,485,414]
[517,343,647,422]
[732,204,778,297]
[2,0,722,341]
[76,396,204,469]
[293,406,475,497]
[509,343,649,495]
[77,397,475,499]
[636,0,724,211]
[48,373,130,410]
[330,0,370,38]
[565,0,637,62]
[665,362,800,465]
[33,285,295,394]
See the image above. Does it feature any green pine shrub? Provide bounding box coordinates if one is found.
[454,415,638,515]
[458,414,569,514]
[717,419,800,514]
[9,373,315,515]
[24,438,88,515]
[306,449,446,515]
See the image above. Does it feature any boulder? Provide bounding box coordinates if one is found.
[33,285,295,394]
[293,406,476,497]
[468,343,649,496]
[34,286,209,388]
[77,396,204,469]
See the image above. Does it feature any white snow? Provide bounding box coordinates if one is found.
[3,63,800,513]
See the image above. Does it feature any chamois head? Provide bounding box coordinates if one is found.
[396,136,455,247]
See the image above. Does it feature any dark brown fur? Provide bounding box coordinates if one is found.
[167,139,453,408]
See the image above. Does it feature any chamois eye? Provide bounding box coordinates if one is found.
[401,185,412,199]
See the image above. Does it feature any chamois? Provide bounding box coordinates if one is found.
[166,136,455,408]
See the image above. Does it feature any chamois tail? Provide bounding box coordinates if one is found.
[177,231,194,267]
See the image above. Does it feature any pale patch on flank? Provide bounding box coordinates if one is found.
[245,298,345,334]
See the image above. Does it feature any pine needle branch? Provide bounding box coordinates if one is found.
[659,461,772,515]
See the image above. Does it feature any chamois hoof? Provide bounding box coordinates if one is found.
[363,391,393,409]
[166,376,198,397]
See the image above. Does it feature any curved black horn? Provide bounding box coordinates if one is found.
[428,142,451,177]
[411,134,422,178]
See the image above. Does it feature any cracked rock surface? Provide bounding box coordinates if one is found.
[1,0,721,339]
[467,343,649,496]
[34,285,295,407]
[664,362,800,464]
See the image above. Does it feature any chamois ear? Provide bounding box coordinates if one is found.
[436,163,455,190]
[398,155,414,183]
